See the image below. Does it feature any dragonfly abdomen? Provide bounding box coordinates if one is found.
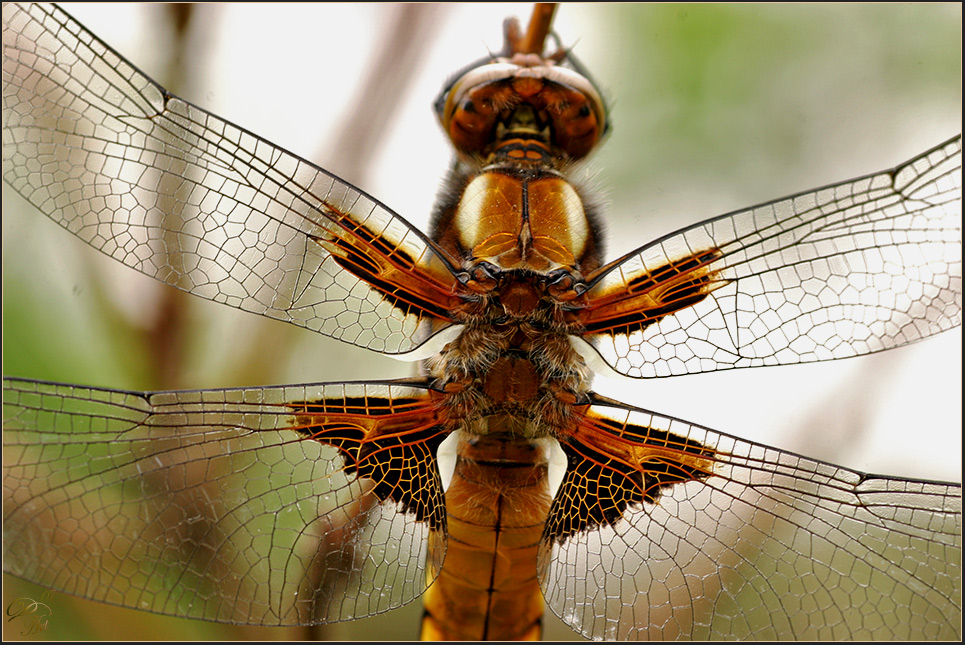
[421,432,552,640]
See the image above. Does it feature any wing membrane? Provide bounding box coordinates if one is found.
[2,377,447,626]
[582,136,962,377]
[1,2,459,355]
[541,398,962,640]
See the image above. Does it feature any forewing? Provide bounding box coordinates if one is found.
[581,136,962,377]
[540,399,962,640]
[2,377,448,625]
[2,2,460,355]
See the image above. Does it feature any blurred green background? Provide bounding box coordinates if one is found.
[3,3,961,641]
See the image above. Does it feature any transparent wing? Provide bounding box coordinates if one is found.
[2,2,460,355]
[2,377,448,626]
[540,399,962,640]
[582,136,962,377]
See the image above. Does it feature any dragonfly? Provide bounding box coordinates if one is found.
[3,2,960,640]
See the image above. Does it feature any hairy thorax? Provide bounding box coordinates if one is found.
[425,285,593,440]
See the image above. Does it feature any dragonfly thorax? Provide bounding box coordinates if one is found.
[432,164,604,280]
[426,314,592,442]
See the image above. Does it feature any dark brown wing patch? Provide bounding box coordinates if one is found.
[290,389,449,529]
[577,248,727,336]
[547,405,719,542]
[316,210,461,322]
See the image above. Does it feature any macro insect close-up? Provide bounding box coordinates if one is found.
[2,3,961,641]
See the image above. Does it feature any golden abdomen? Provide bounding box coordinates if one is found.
[421,433,552,641]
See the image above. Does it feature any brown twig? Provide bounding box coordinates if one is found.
[509,3,557,55]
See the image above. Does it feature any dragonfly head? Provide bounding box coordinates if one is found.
[435,17,609,163]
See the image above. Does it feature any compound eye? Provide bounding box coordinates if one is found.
[551,92,603,159]
[447,85,511,153]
